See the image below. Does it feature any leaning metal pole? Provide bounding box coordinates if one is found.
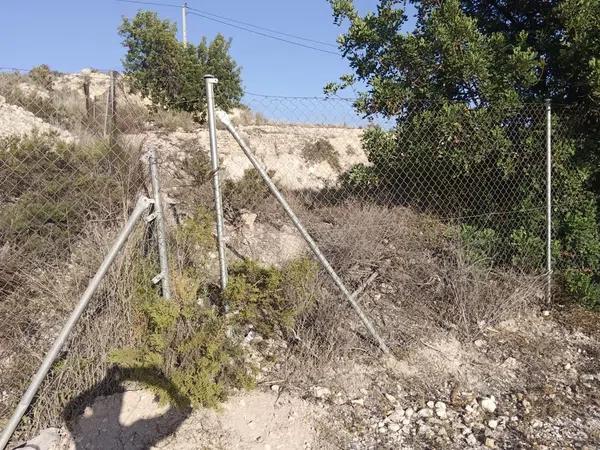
[545,99,552,303]
[0,196,153,450]
[149,148,172,299]
[217,110,391,355]
[204,75,228,290]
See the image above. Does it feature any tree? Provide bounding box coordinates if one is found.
[119,11,243,118]
[329,0,600,306]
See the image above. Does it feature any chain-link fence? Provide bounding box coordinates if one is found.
[1,67,597,444]
[0,68,156,442]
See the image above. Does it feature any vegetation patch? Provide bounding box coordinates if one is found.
[302,138,341,172]
[224,258,319,338]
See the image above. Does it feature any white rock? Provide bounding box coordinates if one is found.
[474,339,486,347]
[466,434,478,446]
[20,428,63,450]
[385,393,397,403]
[435,401,446,410]
[417,408,434,418]
[436,408,447,419]
[271,384,280,392]
[388,423,401,432]
[488,419,498,429]
[480,396,497,413]
[388,409,405,422]
[312,386,331,399]
[542,310,550,316]
[427,400,435,408]
[405,407,415,417]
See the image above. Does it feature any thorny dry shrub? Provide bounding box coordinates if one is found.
[301,138,342,172]
[1,224,146,443]
[149,108,197,132]
[275,202,544,385]
[231,107,270,126]
[0,132,144,440]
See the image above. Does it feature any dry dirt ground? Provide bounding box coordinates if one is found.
[17,306,600,449]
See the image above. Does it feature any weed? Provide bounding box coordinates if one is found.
[302,138,341,172]
[222,169,273,222]
[110,253,255,409]
[29,64,55,91]
[224,258,318,338]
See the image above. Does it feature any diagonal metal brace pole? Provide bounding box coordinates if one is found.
[216,110,391,356]
[0,196,153,450]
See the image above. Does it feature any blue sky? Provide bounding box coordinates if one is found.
[0,1,415,97]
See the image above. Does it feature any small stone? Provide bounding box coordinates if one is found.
[240,212,258,229]
[474,339,486,348]
[271,384,280,392]
[485,437,495,448]
[542,310,550,316]
[488,419,498,429]
[405,407,415,417]
[436,408,447,419]
[427,400,435,408]
[312,386,331,399]
[385,393,397,403]
[402,418,410,426]
[388,423,401,432]
[388,408,405,422]
[417,408,434,418]
[564,363,572,370]
[435,401,446,410]
[351,398,365,406]
[480,396,497,413]
[466,434,478,446]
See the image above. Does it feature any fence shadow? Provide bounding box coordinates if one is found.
[61,366,191,450]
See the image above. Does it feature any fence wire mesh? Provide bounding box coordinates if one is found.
[0,66,596,443]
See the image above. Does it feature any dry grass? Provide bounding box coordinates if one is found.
[273,202,543,385]
[231,107,270,126]
[150,108,197,132]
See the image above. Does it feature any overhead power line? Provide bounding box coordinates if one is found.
[185,5,337,48]
[116,0,340,56]
[187,11,340,55]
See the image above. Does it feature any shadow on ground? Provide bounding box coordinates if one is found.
[61,366,191,450]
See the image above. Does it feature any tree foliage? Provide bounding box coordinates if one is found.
[119,11,243,118]
[329,0,600,306]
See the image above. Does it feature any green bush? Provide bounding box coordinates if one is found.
[0,133,143,261]
[110,256,254,409]
[350,106,600,306]
[224,259,318,338]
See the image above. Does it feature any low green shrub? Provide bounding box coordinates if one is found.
[110,254,255,409]
[224,258,319,338]
[0,133,143,262]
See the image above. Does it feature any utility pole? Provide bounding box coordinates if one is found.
[182,2,188,47]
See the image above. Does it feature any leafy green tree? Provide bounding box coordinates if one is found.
[119,11,243,118]
[329,0,600,306]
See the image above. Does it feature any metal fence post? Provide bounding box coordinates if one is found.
[546,99,552,303]
[0,196,153,450]
[217,110,392,356]
[149,148,172,299]
[204,75,228,291]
